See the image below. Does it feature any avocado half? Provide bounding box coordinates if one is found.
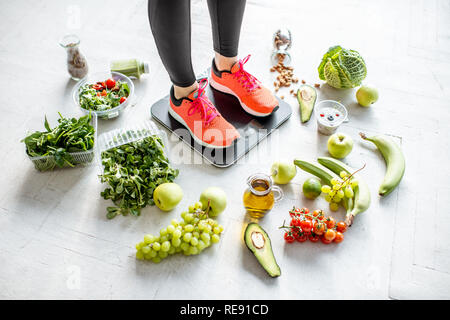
[244,223,281,277]
[297,84,317,123]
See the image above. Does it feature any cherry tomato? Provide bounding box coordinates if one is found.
[321,236,332,244]
[284,231,295,243]
[324,229,336,241]
[336,221,348,233]
[325,216,336,229]
[296,232,308,243]
[120,96,127,104]
[300,219,313,233]
[92,84,103,90]
[101,90,107,96]
[334,232,344,243]
[312,210,321,218]
[105,78,116,89]
[294,208,301,213]
[309,234,319,242]
[290,218,301,227]
[301,208,310,214]
[313,221,325,236]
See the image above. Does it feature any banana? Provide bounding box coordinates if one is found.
[293,159,352,212]
[360,133,405,197]
[317,157,371,226]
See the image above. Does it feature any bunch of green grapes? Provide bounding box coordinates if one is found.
[320,171,359,212]
[135,202,224,263]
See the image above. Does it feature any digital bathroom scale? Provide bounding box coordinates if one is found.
[151,75,292,168]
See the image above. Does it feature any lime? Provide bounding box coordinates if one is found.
[302,178,322,199]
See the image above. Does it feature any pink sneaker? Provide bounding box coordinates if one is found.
[209,54,279,117]
[168,78,240,148]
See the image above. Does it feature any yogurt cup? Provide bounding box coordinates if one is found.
[314,100,348,135]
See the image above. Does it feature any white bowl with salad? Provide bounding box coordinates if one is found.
[72,71,135,119]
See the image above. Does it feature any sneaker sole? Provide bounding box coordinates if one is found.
[168,105,234,149]
[209,76,278,117]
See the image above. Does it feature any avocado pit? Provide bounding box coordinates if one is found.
[251,231,265,249]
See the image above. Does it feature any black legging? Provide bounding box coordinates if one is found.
[148,0,246,87]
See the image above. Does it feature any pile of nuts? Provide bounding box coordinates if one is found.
[270,53,320,99]
[270,53,298,98]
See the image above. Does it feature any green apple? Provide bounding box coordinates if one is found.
[271,161,297,184]
[327,133,354,159]
[356,85,379,107]
[153,183,183,212]
[200,187,227,217]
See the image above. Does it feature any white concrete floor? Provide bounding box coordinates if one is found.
[1,0,449,299]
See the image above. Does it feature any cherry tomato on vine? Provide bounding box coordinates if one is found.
[336,221,347,233]
[313,221,325,236]
[309,234,319,242]
[301,208,310,214]
[323,229,336,241]
[324,216,336,229]
[296,232,308,243]
[334,232,344,243]
[321,236,332,244]
[290,217,301,227]
[300,219,313,233]
[312,210,321,218]
[284,232,295,243]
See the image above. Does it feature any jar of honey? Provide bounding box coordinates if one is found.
[243,173,283,218]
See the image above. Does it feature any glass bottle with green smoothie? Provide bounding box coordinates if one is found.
[110,59,149,79]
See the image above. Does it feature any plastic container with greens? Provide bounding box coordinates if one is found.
[23,111,97,171]
[96,121,179,219]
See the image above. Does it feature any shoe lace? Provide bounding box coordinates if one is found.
[232,54,261,92]
[187,78,219,126]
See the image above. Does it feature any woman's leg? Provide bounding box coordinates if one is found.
[207,0,247,71]
[207,0,278,117]
[148,0,198,98]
